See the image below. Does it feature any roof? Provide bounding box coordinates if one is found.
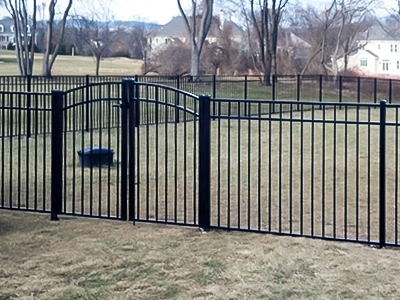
[347,48,379,59]
[277,29,311,48]
[358,22,400,41]
[155,15,243,39]
[0,18,14,34]
[364,49,379,58]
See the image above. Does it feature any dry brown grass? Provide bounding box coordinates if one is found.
[2,105,400,299]
[1,210,400,299]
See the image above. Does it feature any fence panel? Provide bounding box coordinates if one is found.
[0,91,52,212]
[385,103,400,246]
[210,100,382,244]
[2,78,400,248]
[61,82,124,219]
[132,83,200,226]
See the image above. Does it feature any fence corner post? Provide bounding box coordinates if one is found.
[51,90,63,221]
[379,99,386,248]
[121,79,135,221]
[199,94,211,231]
[85,74,90,132]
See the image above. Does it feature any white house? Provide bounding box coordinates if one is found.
[0,17,36,50]
[149,14,244,51]
[339,24,400,77]
[0,18,16,50]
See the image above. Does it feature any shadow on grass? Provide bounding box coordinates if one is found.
[0,210,48,236]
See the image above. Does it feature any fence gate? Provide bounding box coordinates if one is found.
[54,81,127,220]
[53,79,209,227]
[125,80,205,227]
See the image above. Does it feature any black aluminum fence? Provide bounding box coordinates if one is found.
[1,79,400,248]
[1,74,399,138]
[0,90,52,213]
[208,99,400,247]
[2,74,400,103]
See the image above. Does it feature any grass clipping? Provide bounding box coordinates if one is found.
[1,210,400,299]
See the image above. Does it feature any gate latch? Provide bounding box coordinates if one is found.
[113,101,128,108]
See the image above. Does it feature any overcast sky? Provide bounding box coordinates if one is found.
[107,0,184,24]
[0,0,184,24]
[0,0,396,25]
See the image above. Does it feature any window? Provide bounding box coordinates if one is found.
[383,61,389,71]
[0,25,4,33]
[26,25,30,33]
[396,45,398,52]
[378,44,380,50]
[398,61,399,69]
[360,59,368,66]
[391,44,393,52]
[10,25,14,32]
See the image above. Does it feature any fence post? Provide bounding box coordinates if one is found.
[379,99,386,248]
[85,74,90,132]
[128,80,136,222]
[272,74,276,114]
[244,75,248,100]
[244,75,248,117]
[296,73,300,111]
[212,75,217,119]
[339,76,343,110]
[357,77,361,103]
[175,75,180,123]
[319,74,323,109]
[27,75,31,138]
[389,79,392,104]
[120,79,131,221]
[51,90,63,221]
[199,95,211,230]
[134,77,140,128]
[213,74,216,99]
[374,78,377,104]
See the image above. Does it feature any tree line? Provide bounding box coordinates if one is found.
[1,0,399,79]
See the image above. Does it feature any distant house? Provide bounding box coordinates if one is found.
[149,14,244,51]
[338,24,400,77]
[0,18,15,50]
[0,17,36,50]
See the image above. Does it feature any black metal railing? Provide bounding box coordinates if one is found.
[1,74,400,102]
[1,79,400,248]
[0,90,52,213]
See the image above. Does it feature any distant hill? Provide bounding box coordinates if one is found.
[109,20,162,30]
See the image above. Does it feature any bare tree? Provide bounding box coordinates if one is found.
[73,3,124,76]
[239,0,289,84]
[128,23,154,75]
[321,0,373,78]
[3,0,37,76]
[41,0,73,77]
[148,43,191,75]
[177,0,214,80]
[292,0,373,77]
[201,20,245,75]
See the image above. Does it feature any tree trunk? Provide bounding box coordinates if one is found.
[42,0,73,77]
[190,45,200,80]
[177,0,213,81]
[96,56,101,76]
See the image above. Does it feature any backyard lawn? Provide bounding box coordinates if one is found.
[0,50,143,76]
[1,50,400,299]
[1,209,400,299]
